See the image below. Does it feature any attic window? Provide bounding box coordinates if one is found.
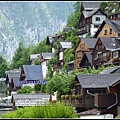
[104,30,107,35]
[110,28,112,34]
[96,17,100,21]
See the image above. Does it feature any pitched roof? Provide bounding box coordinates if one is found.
[30,54,40,61]
[41,52,54,60]
[60,41,72,48]
[100,37,120,51]
[6,70,21,81]
[63,27,73,32]
[75,74,120,88]
[108,11,120,16]
[12,76,22,87]
[80,52,92,66]
[94,20,120,37]
[46,34,62,45]
[81,38,98,49]
[12,94,50,106]
[22,65,43,81]
[81,1,100,11]
[99,66,120,74]
[82,8,107,18]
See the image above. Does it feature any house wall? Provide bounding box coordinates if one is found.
[41,61,48,78]
[110,13,120,20]
[97,23,118,38]
[92,39,112,69]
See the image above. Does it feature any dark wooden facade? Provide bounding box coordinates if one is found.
[109,12,120,21]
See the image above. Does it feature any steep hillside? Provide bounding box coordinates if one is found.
[0,1,75,62]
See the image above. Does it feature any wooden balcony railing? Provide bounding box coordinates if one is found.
[61,95,84,107]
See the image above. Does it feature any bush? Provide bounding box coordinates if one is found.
[2,102,78,118]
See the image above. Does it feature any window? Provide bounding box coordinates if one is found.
[103,53,107,57]
[96,17,100,21]
[94,25,99,28]
[110,16,112,19]
[98,44,104,49]
[104,30,107,35]
[94,54,98,60]
[80,43,85,49]
[110,28,112,34]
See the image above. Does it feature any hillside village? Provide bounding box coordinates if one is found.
[1,1,120,118]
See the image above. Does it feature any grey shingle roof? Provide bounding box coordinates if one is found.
[100,37,120,50]
[81,38,98,49]
[63,27,73,32]
[12,94,50,106]
[81,2,100,10]
[99,66,120,74]
[30,54,40,61]
[41,52,54,60]
[60,41,72,48]
[76,74,120,88]
[12,76,22,87]
[23,65,43,81]
[106,20,120,34]
[109,11,120,16]
[80,52,92,66]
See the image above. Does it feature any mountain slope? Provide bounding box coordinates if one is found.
[0,1,75,62]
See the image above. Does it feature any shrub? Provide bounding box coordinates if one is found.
[2,102,78,118]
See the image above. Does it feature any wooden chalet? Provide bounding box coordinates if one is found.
[5,69,21,95]
[11,94,50,110]
[92,37,120,69]
[93,20,120,38]
[19,65,46,87]
[80,1,101,12]
[61,73,120,117]
[76,8,107,37]
[38,52,54,78]
[73,38,97,71]
[109,12,120,21]
[53,41,72,73]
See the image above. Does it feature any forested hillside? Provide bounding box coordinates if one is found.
[0,1,75,62]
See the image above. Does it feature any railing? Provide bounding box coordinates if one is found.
[61,95,84,107]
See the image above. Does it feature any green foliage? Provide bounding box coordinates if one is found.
[46,74,75,100]
[0,56,9,77]
[2,102,78,118]
[17,86,34,94]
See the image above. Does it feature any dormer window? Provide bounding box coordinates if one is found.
[96,17,100,21]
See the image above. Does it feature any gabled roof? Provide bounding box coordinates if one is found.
[12,94,50,106]
[12,76,22,87]
[22,65,43,81]
[46,34,62,45]
[99,66,120,74]
[63,27,73,32]
[99,37,120,51]
[81,38,98,49]
[81,1,100,11]
[30,54,40,61]
[108,11,120,16]
[80,8,107,20]
[60,41,72,49]
[75,74,120,88]
[94,20,120,37]
[80,52,92,66]
[73,38,98,53]
[41,52,54,60]
[5,70,21,81]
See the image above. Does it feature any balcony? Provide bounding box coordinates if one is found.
[94,93,116,108]
[61,95,84,107]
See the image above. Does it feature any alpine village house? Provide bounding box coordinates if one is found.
[2,1,120,118]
